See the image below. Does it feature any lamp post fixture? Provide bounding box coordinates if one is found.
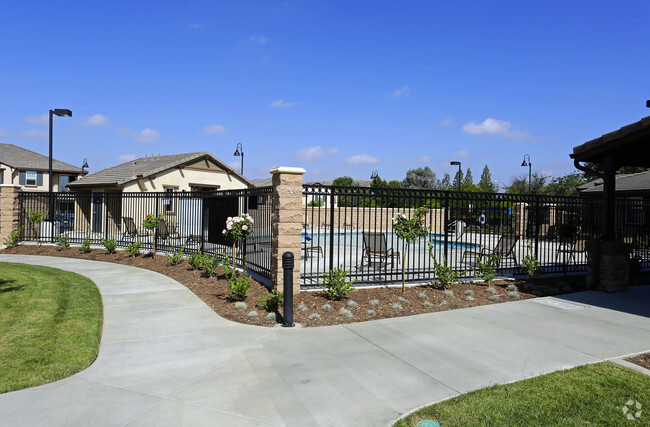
[521,154,532,194]
[48,109,72,222]
[233,143,244,175]
[81,158,89,177]
[450,161,461,192]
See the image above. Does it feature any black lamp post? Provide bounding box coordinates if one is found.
[233,143,244,175]
[48,109,72,222]
[521,154,532,194]
[81,158,89,177]
[450,161,461,192]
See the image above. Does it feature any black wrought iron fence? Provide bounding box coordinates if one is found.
[17,187,273,280]
[301,184,649,288]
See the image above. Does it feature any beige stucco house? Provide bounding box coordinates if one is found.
[0,143,83,191]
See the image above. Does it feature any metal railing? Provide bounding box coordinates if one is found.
[18,187,273,280]
[301,184,650,288]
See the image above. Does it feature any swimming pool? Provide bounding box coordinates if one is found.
[304,231,479,250]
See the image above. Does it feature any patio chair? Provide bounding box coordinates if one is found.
[302,230,324,258]
[462,235,520,267]
[360,231,400,269]
[555,235,588,264]
[158,219,184,245]
[448,220,467,241]
[122,217,145,241]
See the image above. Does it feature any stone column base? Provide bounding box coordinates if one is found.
[586,240,632,292]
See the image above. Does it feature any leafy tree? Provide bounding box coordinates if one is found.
[478,165,497,193]
[371,176,388,188]
[387,180,401,189]
[545,172,589,197]
[452,169,464,191]
[505,172,550,195]
[441,173,452,190]
[393,207,429,293]
[332,176,356,187]
[401,167,440,190]
[462,168,476,192]
[581,162,649,179]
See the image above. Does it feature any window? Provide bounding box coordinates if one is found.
[0,170,4,185]
[26,171,37,186]
[59,175,71,192]
[163,187,176,212]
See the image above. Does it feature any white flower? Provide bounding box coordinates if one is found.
[222,229,227,235]
[227,223,232,230]
[242,225,248,231]
[227,217,232,222]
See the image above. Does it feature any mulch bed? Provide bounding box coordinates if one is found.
[626,353,650,370]
[2,244,583,328]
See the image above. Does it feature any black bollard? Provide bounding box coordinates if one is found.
[282,251,295,327]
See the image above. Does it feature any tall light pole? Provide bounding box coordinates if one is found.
[49,109,72,222]
[450,161,461,192]
[233,143,244,175]
[81,158,89,177]
[521,154,532,194]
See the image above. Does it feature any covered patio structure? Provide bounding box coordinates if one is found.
[571,113,650,291]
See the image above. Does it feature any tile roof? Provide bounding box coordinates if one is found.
[580,171,650,193]
[0,143,82,173]
[68,151,251,188]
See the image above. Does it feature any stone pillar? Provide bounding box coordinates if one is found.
[586,240,632,292]
[514,203,528,237]
[0,185,22,247]
[270,167,305,294]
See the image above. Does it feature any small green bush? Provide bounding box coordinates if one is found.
[3,226,23,247]
[103,238,117,254]
[202,254,220,277]
[429,249,464,289]
[125,241,142,257]
[257,289,283,311]
[166,245,186,266]
[474,254,498,286]
[226,271,252,302]
[79,235,92,253]
[319,266,357,300]
[55,235,70,250]
[187,251,205,270]
[522,243,543,279]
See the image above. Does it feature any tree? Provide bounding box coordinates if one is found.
[441,173,452,190]
[452,169,464,191]
[332,176,358,207]
[462,168,476,192]
[545,172,589,197]
[477,165,497,193]
[332,176,356,187]
[401,167,440,190]
[505,172,550,195]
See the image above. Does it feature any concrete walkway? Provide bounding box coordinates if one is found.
[0,254,649,426]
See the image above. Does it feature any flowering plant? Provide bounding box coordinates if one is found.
[142,214,164,259]
[222,213,254,271]
[393,207,429,293]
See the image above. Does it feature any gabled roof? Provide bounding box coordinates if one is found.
[579,171,650,194]
[0,143,82,173]
[68,151,252,188]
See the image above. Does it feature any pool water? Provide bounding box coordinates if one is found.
[304,231,479,250]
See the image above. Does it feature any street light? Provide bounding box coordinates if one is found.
[450,161,461,192]
[81,158,89,177]
[233,143,244,175]
[521,154,532,194]
[48,109,72,223]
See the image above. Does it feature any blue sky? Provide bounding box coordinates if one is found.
[2,1,649,186]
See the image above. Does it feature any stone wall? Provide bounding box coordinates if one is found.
[0,185,21,246]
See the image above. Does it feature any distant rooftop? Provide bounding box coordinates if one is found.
[0,143,82,173]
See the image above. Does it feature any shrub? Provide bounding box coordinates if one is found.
[522,243,543,279]
[202,254,220,277]
[55,235,70,250]
[321,304,332,311]
[347,300,357,308]
[398,296,408,303]
[319,266,357,300]
[486,286,497,294]
[369,299,379,306]
[166,245,186,266]
[3,226,23,247]
[367,310,376,316]
[221,213,254,272]
[234,301,247,310]
[266,312,277,321]
[187,251,205,270]
[307,200,324,207]
[339,308,353,318]
[509,291,520,299]
[474,254,498,286]
[142,214,164,259]
[79,235,92,253]
[28,210,47,246]
[418,292,427,299]
[125,241,142,257]
[488,295,500,302]
[430,251,464,289]
[257,289,283,311]
[392,303,404,310]
[226,271,252,302]
[394,207,429,292]
[444,290,454,298]
[247,311,258,319]
[464,289,474,296]
[102,237,118,254]
[507,284,519,292]
[297,303,308,311]
[465,295,475,301]
[423,301,434,308]
[309,313,321,320]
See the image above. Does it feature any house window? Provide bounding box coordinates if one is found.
[0,170,4,185]
[59,175,71,192]
[25,171,37,186]
[163,187,177,213]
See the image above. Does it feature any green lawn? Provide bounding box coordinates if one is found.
[395,362,649,426]
[0,262,103,393]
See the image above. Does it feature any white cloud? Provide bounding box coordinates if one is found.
[202,124,229,134]
[439,118,453,126]
[80,114,109,127]
[391,86,410,98]
[247,35,269,44]
[24,113,48,125]
[116,127,131,136]
[20,129,47,138]
[271,99,299,108]
[0,126,10,137]
[346,154,380,165]
[453,149,469,158]
[414,155,430,165]
[136,128,160,143]
[461,118,533,141]
[295,146,339,161]
[116,154,137,163]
